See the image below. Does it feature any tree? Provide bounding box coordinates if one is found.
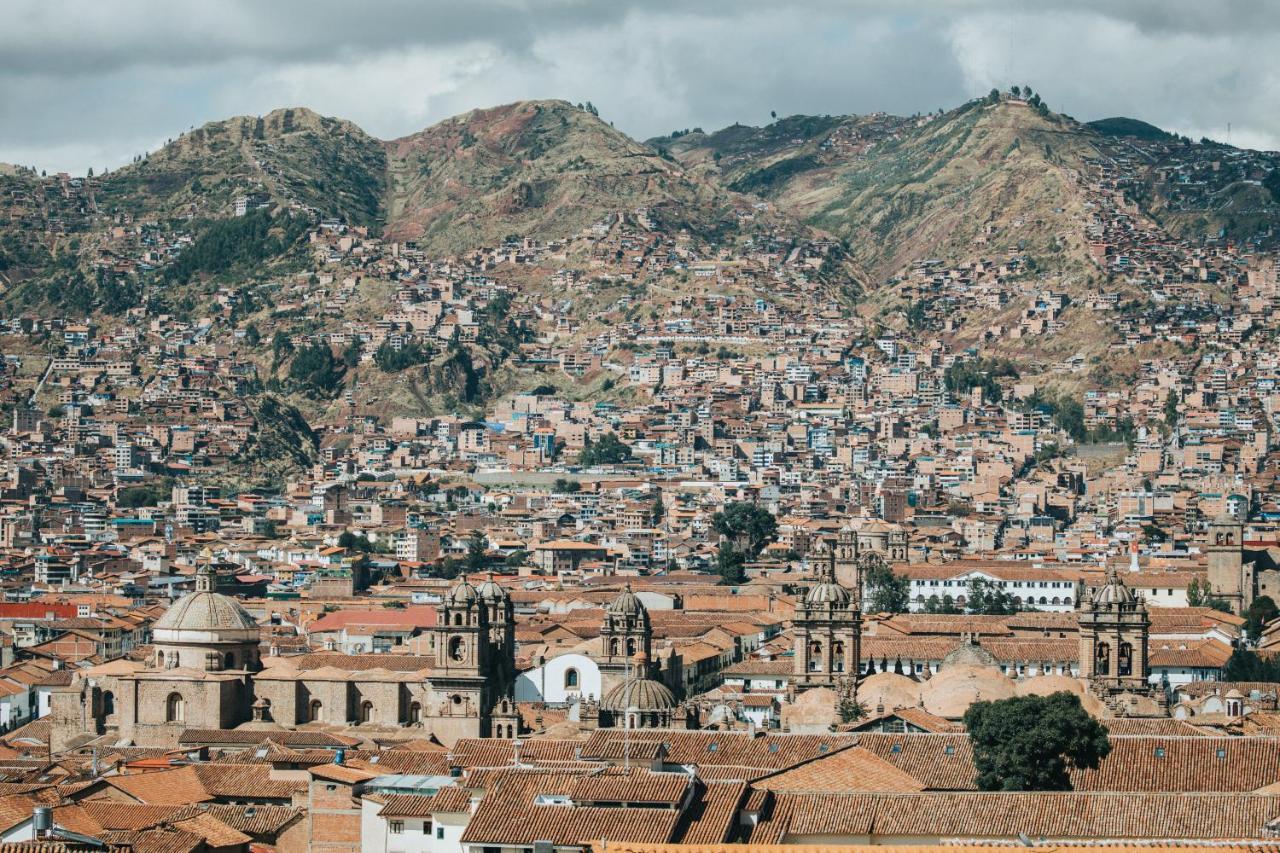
[579,432,632,465]
[1187,577,1231,613]
[337,531,375,553]
[1244,595,1279,644]
[715,542,747,585]
[1164,390,1179,428]
[289,342,344,394]
[552,478,581,494]
[964,692,1111,791]
[1223,648,1280,682]
[967,577,1021,615]
[924,594,962,614]
[465,531,489,572]
[711,502,777,558]
[1011,85,1021,98]
[864,559,911,613]
[770,110,777,120]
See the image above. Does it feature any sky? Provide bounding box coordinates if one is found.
[4,0,1279,174]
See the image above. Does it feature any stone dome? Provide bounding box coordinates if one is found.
[153,589,258,637]
[805,580,852,607]
[1092,573,1136,607]
[940,636,1000,670]
[445,578,480,606]
[600,674,676,712]
[921,663,1016,719]
[859,671,924,711]
[606,583,645,615]
[782,686,840,732]
[477,573,509,602]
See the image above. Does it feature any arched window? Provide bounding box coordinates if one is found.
[449,636,466,662]
[1038,596,1047,605]
[609,639,619,656]
[626,638,636,656]
[564,668,580,690]
[156,650,165,668]
[360,700,374,723]
[166,693,184,723]
[224,652,235,669]
[453,612,463,626]
[1095,642,1111,676]
[833,641,846,673]
[1051,597,1061,606]
[101,691,115,717]
[1118,642,1133,677]
[809,641,822,672]
[1064,596,1072,606]
[309,699,323,723]
[408,702,421,724]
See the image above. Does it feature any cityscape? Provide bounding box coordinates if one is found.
[1,2,1280,851]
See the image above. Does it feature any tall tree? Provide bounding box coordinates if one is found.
[711,502,777,558]
[964,692,1111,790]
[864,559,911,613]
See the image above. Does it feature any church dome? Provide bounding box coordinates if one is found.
[940,636,1000,670]
[601,674,677,712]
[445,578,480,605]
[477,573,509,602]
[921,663,1016,719]
[601,653,675,712]
[1092,573,1136,607]
[805,580,852,607]
[606,583,645,615]
[153,586,258,638]
[859,671,923,711]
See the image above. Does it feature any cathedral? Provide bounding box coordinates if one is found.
[50,567,520,751]
[792,529,863,694]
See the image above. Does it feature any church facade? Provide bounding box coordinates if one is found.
[50,568,520,751]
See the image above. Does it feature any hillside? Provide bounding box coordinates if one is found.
[383,100,751,251]
[662,99,1102,282]
[95,106,387,228]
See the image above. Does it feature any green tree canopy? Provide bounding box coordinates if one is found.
[1244,595,1279,644]
[967,577,1022,615]
[711,502,778,558]
[579,432,633,466]
[715,542,747,585]
[864,559,911,613]
[964,692,1111,790]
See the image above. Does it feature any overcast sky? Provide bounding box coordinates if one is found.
[4,0,1278,174]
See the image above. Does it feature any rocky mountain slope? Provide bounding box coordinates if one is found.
[383,100,755,251]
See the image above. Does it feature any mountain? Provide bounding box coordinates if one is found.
[656,99,1104,282]
[1086,116,1175,141]
[382,100,748,251]
[97,106,387,228]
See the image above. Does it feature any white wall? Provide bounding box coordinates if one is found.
[515,653,601,703]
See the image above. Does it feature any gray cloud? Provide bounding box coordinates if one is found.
[2,1,1277,173]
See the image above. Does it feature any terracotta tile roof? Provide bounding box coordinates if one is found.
[580,731,852,772]
[103,766,212,805]
[448,737,583,768]
[753,746,926,793]
[191,763,306,800]
[1102,719,1208,737]
[169,812,252,847]
[752,790,1280,841]
[379,788,474,817]
[201,803,304,837]
[857,733,1280,793]
[177,728,357,749]
[460,769,687,846]
[672,781,746,845]
[309,762,378,784]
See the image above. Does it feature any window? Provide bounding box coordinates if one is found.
[360,700,374,723]
[437,827,445,839]
[390,820,404,835]
[309,699,323,723]
[101,691,115,717]
[165,693,184,723]
[1154,747,1166,758]
[564,668,580,690]
[449,636,466,662]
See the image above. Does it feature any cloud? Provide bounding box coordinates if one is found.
[1,1,1277,173]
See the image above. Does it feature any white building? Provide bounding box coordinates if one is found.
[515,652,601,704]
